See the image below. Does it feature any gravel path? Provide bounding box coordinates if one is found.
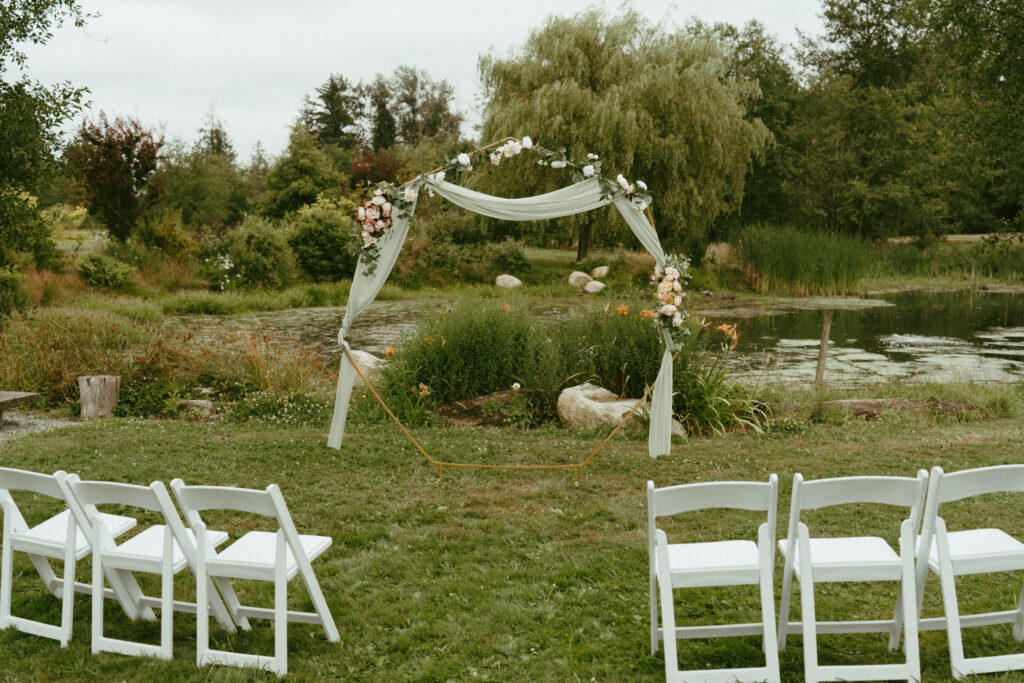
[0,414,81,443]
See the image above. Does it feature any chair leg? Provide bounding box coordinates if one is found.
[650,573,659,656]
[936,520,966,680]
[889,584,905,652]
[91,538,104,654]
[214,576,251,631]
[274,531,288,676]
[758,525,781,681]
[777,544,795,652]
[899,519,921,682]
[160,529,174,660]
[0,512,14,630]
[1013,576,1024,641]
[60,516,76,647]
[196,539,209,667]
[797,524,820,683]
[654,532,679,681]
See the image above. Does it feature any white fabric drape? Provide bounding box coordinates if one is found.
[328,176,674,457]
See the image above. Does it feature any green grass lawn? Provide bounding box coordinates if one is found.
[1,414,1024,681]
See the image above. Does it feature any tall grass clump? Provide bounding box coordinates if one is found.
[378,298,767,434]
[735,224,868,294]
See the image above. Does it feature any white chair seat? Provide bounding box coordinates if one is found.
[18,509,136,560]
[106,526,230,572]
[923,528,1024,575]
[215,531,331,580]
[659,540,761,587]
[780,535,902,582]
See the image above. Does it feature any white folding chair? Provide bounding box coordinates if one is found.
[648,476,780,683]
[171,478,340,676]
[0,467,136,645]
[777,471,927,683]
[914,465,1024,679]
[57,475,237,659]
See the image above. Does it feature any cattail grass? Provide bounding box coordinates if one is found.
[735,224,868,295]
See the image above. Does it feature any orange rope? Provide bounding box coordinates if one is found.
[342,345,679,480]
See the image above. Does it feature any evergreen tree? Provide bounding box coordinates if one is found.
[302,73,362,149]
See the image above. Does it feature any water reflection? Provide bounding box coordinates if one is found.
[715,290,1024,384]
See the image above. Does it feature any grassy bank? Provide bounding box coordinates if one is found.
[1,411,1023,680]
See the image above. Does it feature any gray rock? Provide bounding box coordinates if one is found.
[179,399,215,417]
[495,274,523,288]
[556,383,643,430]
[583,280,606,294]
[568,271,593,287]
[590,265,609,278]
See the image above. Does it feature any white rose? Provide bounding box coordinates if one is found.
[616,174,631,190]
[673,281,682,292]
[361,230,369,239]
[367,236,377,245]
[404,186,418,202]
[490,152,502,165]
[374,188,384,196]
[551,160,566,169]
[665,266,680,280]
[382,202,392,217]
[660,304,677,316]
[672,313,683,327]
[371,194,386,206]
[433,171,445,183]
[457,152,471,166]
[674,295,683,306]
[637,180,647,191]
[582,164,595,177]
[366,206,378,220]
[522,136,533,149]
[357,207,365,220]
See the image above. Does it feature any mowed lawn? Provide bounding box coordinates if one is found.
[1,413,1023,681]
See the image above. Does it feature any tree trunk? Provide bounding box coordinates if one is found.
[576,221,591,261]
[79,375,121,419]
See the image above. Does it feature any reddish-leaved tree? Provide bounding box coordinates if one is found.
[68,112,164,241]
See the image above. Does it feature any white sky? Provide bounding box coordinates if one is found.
[20,0,824,160]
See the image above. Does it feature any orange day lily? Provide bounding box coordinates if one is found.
[500,304,510,311]
[615,305,629,315]
[385,347,395,356]
[640,309,656,319]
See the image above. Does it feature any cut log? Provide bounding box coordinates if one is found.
[78,375,121,419]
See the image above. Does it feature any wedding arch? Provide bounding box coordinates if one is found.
[327,137,680,468]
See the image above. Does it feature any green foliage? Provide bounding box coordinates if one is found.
[478,8,769,260]
[258,124,340,218]
[76,253,135,289]
[224,215,296,289]
[67,112,164,241]
[1,2,87,266]
[157,136,247,229]
[287,197,360,281]
[301,74,362,149]
[389,235,529,288]
[0,265,28,317]
[225,391,334,426]
[735,224,868,294]
[132,209,198,258]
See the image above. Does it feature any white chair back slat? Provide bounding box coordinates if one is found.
[798,475,926,511]
[0,467,66,498]
[171,481,277,517]
[650,480,777,517]
[935,464,1024,503]
[69,480,163,513]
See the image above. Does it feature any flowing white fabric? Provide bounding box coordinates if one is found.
[328,175,674,457]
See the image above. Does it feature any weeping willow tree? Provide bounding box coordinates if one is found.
[477,8,769,261]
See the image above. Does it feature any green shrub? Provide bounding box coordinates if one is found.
[735,224,867,294]
[77,253,135,289]
[224,215,296,289]
[287,203,359,281]
[225,391,333,426]
[0,266,28,318]
[132,209,199,258]
[390,235,529,287]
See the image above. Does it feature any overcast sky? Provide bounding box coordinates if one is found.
[20,0,825,160]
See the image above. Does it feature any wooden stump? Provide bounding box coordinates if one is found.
[78,375,120,419]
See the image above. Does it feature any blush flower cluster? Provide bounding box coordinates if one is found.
[356,189,393,247]
[647,255,692,335]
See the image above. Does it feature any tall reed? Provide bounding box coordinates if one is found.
[734,224,868,295]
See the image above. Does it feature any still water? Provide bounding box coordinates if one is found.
[176,289,1024,386]
[712,290,1024,385]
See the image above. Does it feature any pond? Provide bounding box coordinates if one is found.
[707,289,1024,385]
[175,289,1024,386]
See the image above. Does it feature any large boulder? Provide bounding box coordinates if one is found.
[348,349,383,386]
[590,265,609,279]
[568,271,593,287]
[557,383,642,430]
[495,273,523,288]
[583,280,606,294]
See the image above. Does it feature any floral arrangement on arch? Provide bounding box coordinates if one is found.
[353,136,654,273]
[646,255,692,338]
